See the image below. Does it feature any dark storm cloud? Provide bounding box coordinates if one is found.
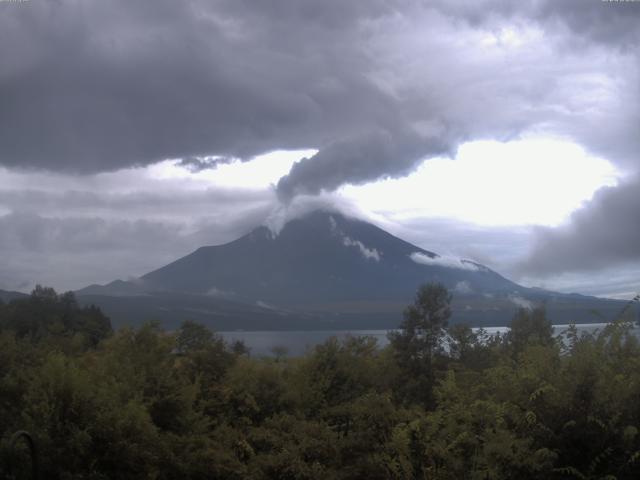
[534,0,640,49]
[177,157,232,173]
[431,0,640,167]
[435,0,640,48]
[1,0,636,197]
[251,0,640,195]
[276,129,452,199]
[0,0,397,173]
[520,175,640,276]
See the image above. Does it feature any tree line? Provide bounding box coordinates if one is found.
[1,284,639,479]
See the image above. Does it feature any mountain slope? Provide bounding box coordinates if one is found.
[77,210,628,329]
[139,210,520,305]
[0,289,29,303]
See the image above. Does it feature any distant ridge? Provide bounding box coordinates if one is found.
[0,289,28,303]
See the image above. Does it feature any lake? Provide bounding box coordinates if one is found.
[220,323,640,357]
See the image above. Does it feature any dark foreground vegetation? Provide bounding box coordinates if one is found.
[1,285,640,479]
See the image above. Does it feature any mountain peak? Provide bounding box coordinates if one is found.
[262,207,354,237]
[74,210,627,330]
[129,208,519,306]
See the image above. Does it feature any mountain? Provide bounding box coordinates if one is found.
[77,210,628,329]
[140,211,520,304]
[0,289,29,303]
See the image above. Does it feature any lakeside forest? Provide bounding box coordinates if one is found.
[1,285,640,479]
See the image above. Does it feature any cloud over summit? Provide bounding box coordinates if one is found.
[1,0,638,194]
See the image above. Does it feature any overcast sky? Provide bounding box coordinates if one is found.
[0,0,639,298]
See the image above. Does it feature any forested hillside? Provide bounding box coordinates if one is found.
[1,286,640,479]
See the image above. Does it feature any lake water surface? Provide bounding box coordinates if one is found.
[220,323,640,357]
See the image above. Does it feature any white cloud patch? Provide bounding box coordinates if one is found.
[410,252,480,271]
[262,195,360,236]
[256,300,278,310]
[342,236,381,262]
[206,287,235,298]
[328,215,338,232]
[454,281,474,295]
[508,294,534,310]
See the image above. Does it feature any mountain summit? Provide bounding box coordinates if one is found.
[77,210,625,329]
[139,210,517,305]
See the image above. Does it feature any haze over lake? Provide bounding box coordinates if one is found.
[220,323,640,357]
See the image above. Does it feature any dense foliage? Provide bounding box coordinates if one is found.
[1,284,640,479]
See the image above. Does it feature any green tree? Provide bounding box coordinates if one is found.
[176,320,214,354]
[389,282,452,407]
[0,286,111,348]
[507,307,554,357]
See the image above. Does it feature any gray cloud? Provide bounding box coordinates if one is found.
[276,129,452,199]
[0,212,182,254]
[1,0,637,195]
[377,212,640,298]
[376,215,534,274]
[435,0,640,49]
[0,212,185,291]
[432,0,640,170]
[0,187,271,219]
[177,157,233,172]
[534,0,640,49]
[274,0,640,196]
[0,163,276,292]
[0,0,395,173]
[0,206,270,292]
[519,175,640,276]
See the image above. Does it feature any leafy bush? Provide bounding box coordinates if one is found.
[1,284,640,479]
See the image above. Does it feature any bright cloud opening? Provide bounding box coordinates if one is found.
[341,137,618,227]
[149,150,317,189]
